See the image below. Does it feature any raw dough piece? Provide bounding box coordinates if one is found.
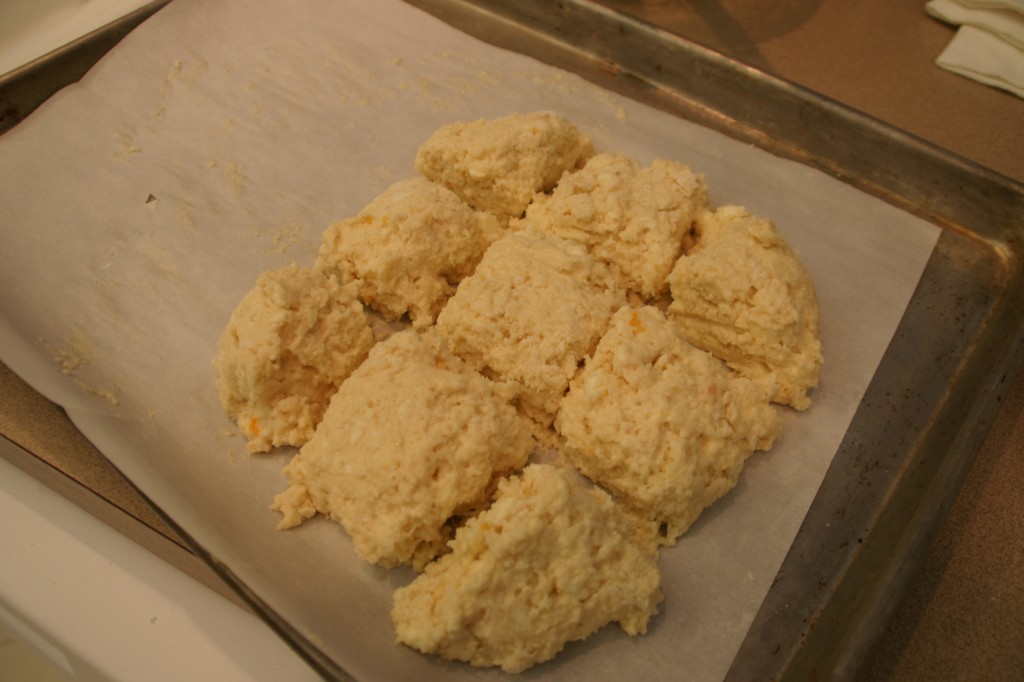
[391,463,662,673]
[272,329,534,569]
[556,305,782,543]
[214,264,373,453]
[667,205,823,410]
[415,111,593,224]
[316,177,500,328]
[435,230,622,425]
[516,152,707,299]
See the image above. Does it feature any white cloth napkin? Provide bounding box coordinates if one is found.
[926,0,1024,98]
[948,0,1024,12]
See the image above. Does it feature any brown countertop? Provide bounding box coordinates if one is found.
[2,0,1022,679]
[609,0,1024,184]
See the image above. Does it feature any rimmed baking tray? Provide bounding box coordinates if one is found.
[1,1,1022,681]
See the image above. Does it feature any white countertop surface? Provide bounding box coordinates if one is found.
[0,446,320,682]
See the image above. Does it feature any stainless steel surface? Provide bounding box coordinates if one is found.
[2,1,1021,680]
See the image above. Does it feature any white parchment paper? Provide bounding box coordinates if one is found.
[0,1,941,680]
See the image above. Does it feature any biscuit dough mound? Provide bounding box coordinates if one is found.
[435,230,622,425]
[272,329,534,569]
[415,111,594,224]
[516,153,707,299]
[316,177,500,328]
[214,264,373,453]
[556,306,782,543]
[391,464,662,673]
[667,205,823,410]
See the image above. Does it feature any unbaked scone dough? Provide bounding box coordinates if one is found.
[667,205,823,410]
[556,305,782,543]
[214,264,373,453]
[435,229,622,425]
[515,152,707,299]
[211,110,828,675]
[272,329,534,569]
[316,177,500,328]
[415,111,593,225]
[391,463,662,673]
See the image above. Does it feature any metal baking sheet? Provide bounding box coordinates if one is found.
[407,6,1024,681]
[0,1,1021,681]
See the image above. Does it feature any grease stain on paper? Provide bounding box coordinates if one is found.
[175,198,197,233]
[114,131,141,160]
[260,219,315,259]
[208,159,249,198]
[166,55,211,86]
[82,253,137,337]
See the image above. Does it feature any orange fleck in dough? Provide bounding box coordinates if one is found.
[668,206,823,409]
[214,264,373,453]
[273,330,534,569]
[515,153,707,299]
[557,306,781,542]
[392,464,661,673]
[415,111,593,225]
[435,230,622,425]
[317,177,499,328]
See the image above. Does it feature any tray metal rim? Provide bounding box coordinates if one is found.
[1,1,1022,681]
